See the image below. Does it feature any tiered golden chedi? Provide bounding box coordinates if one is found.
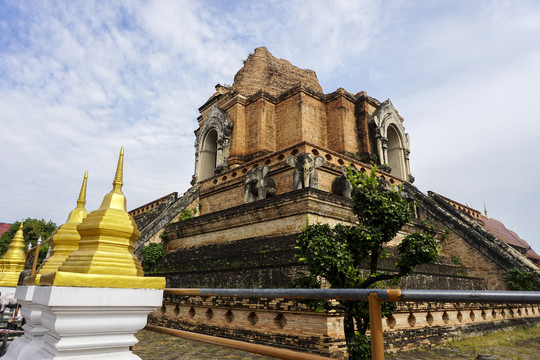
[40,148,165,289]
[0,222,27,286]
[39,172,89,275]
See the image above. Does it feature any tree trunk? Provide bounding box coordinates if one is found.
[343,303,356,356]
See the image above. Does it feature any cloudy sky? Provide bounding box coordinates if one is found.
[1,1,539,252]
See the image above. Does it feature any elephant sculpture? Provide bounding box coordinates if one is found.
[244,165,277,203]
[331,166,353,199]
[285,153,325,190]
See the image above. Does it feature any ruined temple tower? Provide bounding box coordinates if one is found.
[135,47,539,357]
[135,47,538,291]
[191,46,412,189]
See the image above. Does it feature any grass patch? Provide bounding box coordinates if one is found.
[445,324,540,357]
[388,323,540,360]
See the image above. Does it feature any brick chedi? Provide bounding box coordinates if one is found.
[141,47,538,291]
[138,47,539,357]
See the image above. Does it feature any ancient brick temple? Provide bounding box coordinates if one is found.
[132,47,540,356]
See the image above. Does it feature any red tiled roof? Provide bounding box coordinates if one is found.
[526,248,540,262]
[481,215,529,249]
[481,215,540,265]
[0,223,12,237]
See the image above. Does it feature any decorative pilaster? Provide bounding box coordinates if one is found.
[380,136,388,165]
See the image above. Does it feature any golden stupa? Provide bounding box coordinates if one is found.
[39,172,89,275]
[0,222,27,287]
[40,148,165,289]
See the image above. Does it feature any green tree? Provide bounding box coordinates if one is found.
[295,166,439,359]
[0,218,57,266]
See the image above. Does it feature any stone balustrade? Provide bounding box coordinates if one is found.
[148,294,540,358]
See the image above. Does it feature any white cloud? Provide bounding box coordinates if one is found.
[0,0,539,254]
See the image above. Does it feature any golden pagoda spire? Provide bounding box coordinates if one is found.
[77,171,88,208]
[0,221,27,286]
[97,147,126,212]
[37,171,89,276]
[40,148,164,289]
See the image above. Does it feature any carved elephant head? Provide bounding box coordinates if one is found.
[244,165,277,203]
[331,166,353,199]
[286,153,325,190]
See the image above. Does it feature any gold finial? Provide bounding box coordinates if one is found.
[40,148,165,289]
[0,220,27,286]
[113,147,124,190]
[36,172,90,277]
[76,171,88,208]
[98,147,126,211]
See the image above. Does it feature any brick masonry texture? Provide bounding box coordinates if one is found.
[231,47,323,97]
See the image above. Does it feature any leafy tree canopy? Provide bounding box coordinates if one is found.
[294,166,439,359]
[0,218,57,263]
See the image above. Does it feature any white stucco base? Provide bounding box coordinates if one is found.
[0,287,16,296]
[1,286,44,360]
[1,286,163,360]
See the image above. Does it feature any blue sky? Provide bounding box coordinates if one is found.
[1,0,540,253]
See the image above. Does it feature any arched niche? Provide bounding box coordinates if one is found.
[193,106,233,183]
[371,99,412,182]
[387,125,405,179]
[200,129,218,180]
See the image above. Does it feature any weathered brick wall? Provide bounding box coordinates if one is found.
[198,79,382,170]
[441,231,509,290]
[149,295,347,358]
[227,101,247,165]
[150,234,305,288]
[197,142,401,216]
[300,93,328,148]
[275,92,304,150]
[326,90,358,155]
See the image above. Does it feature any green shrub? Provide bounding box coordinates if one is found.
[141,243,166,272]
[507,267,539,291]
[178,208,193,221]
[451,255,462,266]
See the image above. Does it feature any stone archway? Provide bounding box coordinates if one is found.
[200,129,218,181]
[387,125,405,179]
[371,99,412,182]
[193,106,233,183]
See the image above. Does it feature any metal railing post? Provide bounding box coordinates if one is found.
[30,237,42,276]
[368,292,384,360]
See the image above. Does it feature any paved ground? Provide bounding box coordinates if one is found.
[133,330,274,360]
[134,324,540,360]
